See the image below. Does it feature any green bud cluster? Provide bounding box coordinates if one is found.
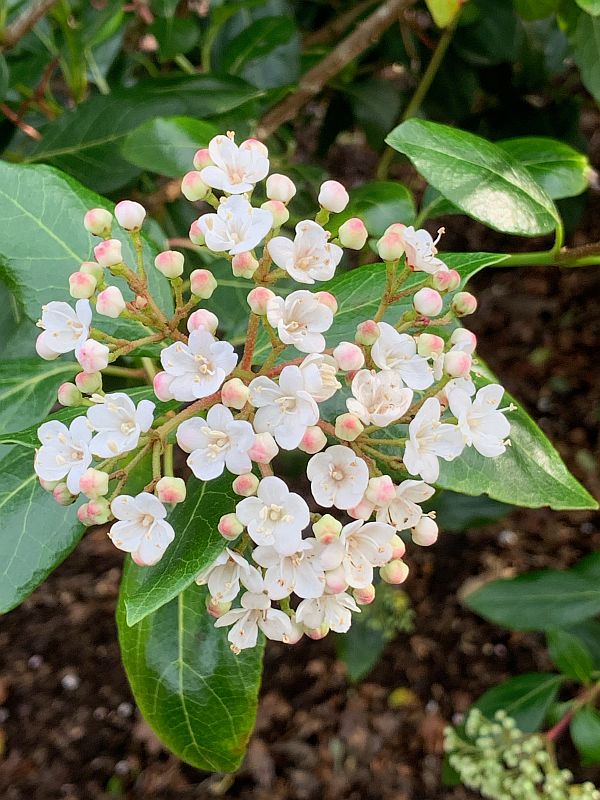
[444,709,600,800]
[360,584,414,642]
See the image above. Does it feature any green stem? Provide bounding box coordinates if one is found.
[131,231,145,277]
[164,443,174,477]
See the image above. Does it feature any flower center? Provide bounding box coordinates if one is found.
[120,420,137,435]
[141,514,154,527]
[329,464,344,482]
[277,395,297,413]
[194,354,215,375]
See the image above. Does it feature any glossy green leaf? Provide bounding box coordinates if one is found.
[575,0,600,14]
[572,13,600,104]
[498,137,590,199]
[571,707,600,766]
[547,627,595,683]
[572,552,600,581]
[121,117,218,178]
[330,181,416,239]
[220,15,296,74]
[0,446,84,614]
[474,673,562,732]
[117,566,264,771]
[425,0,463,26]
[123,473,237,625]
[386,119,560,236]
[432,492,511,532]
[0,359,78,434]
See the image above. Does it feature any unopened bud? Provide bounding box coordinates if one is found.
[248,432,278,464]
[206,596,232,619]
[433,268,461,292]
[312,513,342,544]
[94,238,123,268]
[76,370,102,394]
[221,377,249,410]
[417,333,444,358]
[335,412,364,441]
[189,219,205,245]
[193,148,212,170]
[390,533,406,560]
[355,319,379,346]
[366,475,396,506]
[380,559,409,584]
[247,286,275,315]
[443,350,472,378]
[318,180,349,213]
[57,382,82,407]
[261,199,289,228]
[155,250,184,279]
[232,473,259,497]
[325,565,348,594]
[338,217,368,250]
[231,252,259,279]
[79,468,109,499]
[377,231,405,261]
[114,200,146,231]
[190,268,217,298]
[348,497,375,520]
[298,425,327,454]
[96,286,126,318]
[80,261,104,282]
[266,173,296,203]
[134,295,147,309]
[153,371,175,401]
[333,341,365,372]
[39,478,60,492]
[414,287,443,317]
[315,291,338,314]
[305,623,329,641]
[451,291,477,317]
[156,476,187,505]
[181,171,210,202]
[53,482,76,506]
[187,308,218,334]
[450,328,477,353]
[77,340,109,373]
[353,584,376,605]
[77,499,110,526]
[69,271,97,299]
[412,516,439,546]
[84,208,112,237]
[218,512,244,540]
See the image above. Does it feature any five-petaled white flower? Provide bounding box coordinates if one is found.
[296,592,360,634]
[36,300,92,360]
[200,134,269,194]
[376,479,435,530]
[249,365,319,449]
[198,195,272,255]
[176,404,255,480]
[236,476,309,555]
[299,353,341,402]
[266,290,333,354]
[307,445,369,510]
[215,588,293,652]
[320,519,395,588]
[371,323,433,390]
[109,492,175,566]
[159,330,237,402]
[267,220,343,284]
[195,548,263,603]
[399,225,447,274]
[448,383,510,457]
[35,417,93,494]
[347,369,413,427]
[403,397,464,483]
[87,392,155,458]
[253,539,325,600]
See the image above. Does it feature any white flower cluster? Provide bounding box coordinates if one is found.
[33,131,512,654]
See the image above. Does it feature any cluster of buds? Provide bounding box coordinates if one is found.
[33,131,513,654]
[445,709,600,800]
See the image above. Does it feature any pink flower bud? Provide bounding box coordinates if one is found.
[190,268,217,298]
[221,378,249,410]
[79,468,109,499]
[434,269,461,292]
[231,252,259,279]
[53,482,77,506]
[335,412,364,441]
[153,371,175,401]
[75,370,102,394]
[114,200,146,231]
[333,341,365,372]
[261,200,289,227]
[443,350,472,378]
[413,287,443,317]
[451,291,477,317]
[69,271,97,299]
[318,180,349,213]
[156,476,187,505]
[355,319,379,346]
[232,473,259,497]
[206,596,232,619]
[305,624,329,641]
[155,250,184,279]
[412,516,439,546]
[80,261,104,282]
[325,565,348,594]
[450,328,477,353]
[189,219,205,245]
[57,382,82,407]
[298,425,327,455]
[390,533,406,560]
[77,340,109,373]
[338,217,368,250]
[248,432,278,464]
[94,238,122,267]
[218,513,244,541]
[78,498,111,526]
[366,475,396,506]
[348,497,375,520]
[312,513,342,544]
[96,286,126,318]
[377,231,405,261]
[417,333,445,358]
[266,173,296,203]
[39,478,60,492]
[380,559,409,584]
[193,148,212,170]
[315,291,338,314]
[134,295,147,309]
[247,286,275,315]
[353,584,376,605]
[84,208,112,237]
[187,308,218,334]
[36,334,59,361]
[181,171,210,202]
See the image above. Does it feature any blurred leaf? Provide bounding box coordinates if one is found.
[547,627,595,683]
[515,0,559,19]
[571,707,600,766]
[432,492,511,532]
[572,552,600,581]
[149,17,200,61]
[474,673,562,731]
[330,181,415,239]
[575,0,600,13]
[566,620,600,668]
[122,117,218,177]
[498,137,590,199]
[571,12,600,104]
[344,79,403,149]
[425,0,464,27]
[454,0,522,65]
[221,15,296,74]
[0,54,9,102]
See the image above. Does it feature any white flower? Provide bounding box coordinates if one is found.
[300,353,341,402]
[448,383,511,457]
[159,330,237,402]
[176,404,255,480]
[87,392,155,458]
[320,519,395,588]
[249,365,319,449]
[200,133,269,194]
[266,290,333,354]
[36,300,91,359]
[347,369,413,427]
[403,397,464,483]
[109,493,175,566]
[296,592,359,634]
[307,445,369,510]
[253,539,325,600]
[267,220,343,284]
[371,323,433,390]
[35,417,92,494]
[195,548,263,602]
[198,195,272,255]
[377,480,435,530]
[400,225,447,274]
[236,476,309,555]
[215,588,293,652]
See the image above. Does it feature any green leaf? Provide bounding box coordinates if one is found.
[474,673,562,732]
[498,137,590,199]
[330,181,416,239]
[566,620,600,668]
[571,707,600,766]
[123,473,237,626]
[386,119,560,236]
[575,0,600,14]
[432,491,511,532]
[149,17,200,61]
[572,552,600,581]
[117,565,264,771]
[220,15,296,74]
[0,54,9,103]
[425,0,463,27]
[515,0,559,19]
[121,116,218,178]
[547,628,595,683]
[571,12,600,104]
[0,446,84,614]
[0,359,78,434]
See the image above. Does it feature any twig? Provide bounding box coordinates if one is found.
[0,103,42,139]
[1,0,60,50]
[304,0,380,47]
